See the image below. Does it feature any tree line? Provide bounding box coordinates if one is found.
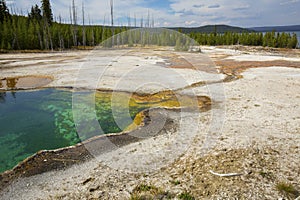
[189,31,298,49]
[0,0,127,50]
[0,0,298,50]
[0,14,126,50]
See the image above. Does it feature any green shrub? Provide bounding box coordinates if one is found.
[179,192,195,200]
[276,182,299,199]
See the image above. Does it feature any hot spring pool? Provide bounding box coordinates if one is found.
[0,88,204,173]
[0,89,151,173]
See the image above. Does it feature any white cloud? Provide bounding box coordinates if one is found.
[185,20,197,25]
[6,0,300,27]
[280,0,299,5]
[163,21,171,26]
[5,0,15,5]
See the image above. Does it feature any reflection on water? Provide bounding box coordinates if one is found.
[0,92,6,103]
[0,91,16,104]
[0,76,53,90]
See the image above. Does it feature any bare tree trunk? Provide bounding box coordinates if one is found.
[72,0,77,25]
[58,14,63,50]
[47,25,53,51]
[134,13,137,45]
[110,0,114,47]
[43,26,49,50]
[92,29,95,46]
[88,14,94,46]
[152,14,154,28]
[141,16,143,28]
[69,6,74,47]
[69,6,73,25]
[82,2,86,48]
[102,15,106,43]
[12,32,19,50]
[58,33,63,50]
[147,10,150,28]
[127,13,131,27]
[140,16,144,46]
[71,0,78,46]
[37,27,43,49]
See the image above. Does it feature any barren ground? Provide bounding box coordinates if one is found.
[0,46,299,199]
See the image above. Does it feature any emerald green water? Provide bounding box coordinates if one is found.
[0,89,149,173]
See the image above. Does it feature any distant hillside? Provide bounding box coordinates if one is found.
[168,25,252,34]
[250,25,300,32]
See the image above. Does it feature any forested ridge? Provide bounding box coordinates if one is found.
[0,0,298,51]
[171,25,252,34]
[251,25,300,32]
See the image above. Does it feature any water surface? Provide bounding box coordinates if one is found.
[0,89,149,173]
[0,88,198,173]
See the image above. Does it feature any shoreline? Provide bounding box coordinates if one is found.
[0,87,212,188]
[0,105,210,190]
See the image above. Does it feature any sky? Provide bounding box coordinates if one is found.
[5,0,300,28]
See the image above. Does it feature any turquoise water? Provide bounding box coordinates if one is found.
[0,89,148,173]
[0,88,200,173]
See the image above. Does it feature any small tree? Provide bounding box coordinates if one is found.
[29,4,42,21]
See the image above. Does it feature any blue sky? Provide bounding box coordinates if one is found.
[6,0,300,27]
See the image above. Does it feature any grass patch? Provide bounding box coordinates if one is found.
[259,171,273,179]
[170,180,181,185]
[276,182,299,199]
[133,184,159,193]
[179,192,195,200]
[131,184,175,200]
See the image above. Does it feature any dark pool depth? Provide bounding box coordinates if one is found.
[0,89,149,173]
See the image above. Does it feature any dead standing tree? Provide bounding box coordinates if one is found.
[58,14,64,49]
[41,0,53,50]
[82,2,86,48]
[134,13,137,45]
[102,15,106,43]
[70,0,78,47]
[110,0,114,47]
[88,14,95,46]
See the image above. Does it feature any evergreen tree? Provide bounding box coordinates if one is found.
[41,0,53,25]
[0,0,10,23]
[29,4,42,21]
[288,33,298,49]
